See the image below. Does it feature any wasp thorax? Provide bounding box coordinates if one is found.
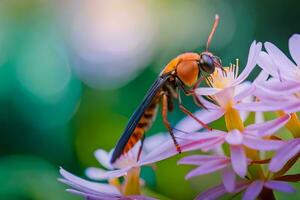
[176,60,199,87]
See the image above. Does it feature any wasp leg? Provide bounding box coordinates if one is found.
[137,134,145,162]
[161,92,181,153]
[176,78,207,110]
[177,88,213,131]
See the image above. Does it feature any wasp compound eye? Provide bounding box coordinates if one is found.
[199,54,215,74]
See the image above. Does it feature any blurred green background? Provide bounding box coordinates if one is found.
[0,0,299,199]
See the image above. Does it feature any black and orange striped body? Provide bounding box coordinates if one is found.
[122,93,160,154]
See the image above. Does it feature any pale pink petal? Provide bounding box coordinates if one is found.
[234,83,255,102]
[230,145,247,177]
[242,180,264,200]
[257,51,279,78]
[253,70,269,83]
[253,86,294,103]
[196,181,249,200]
[200,137,226,152]
[265,42,296,71]
[221,167,236,192]
[289,34,300,65]
[232,41,262,86]
[89,167,132,179]
[256,80,300,95]
[94,149,113,169]
[269,139,300,172]
[264,180,296,193]
[245,115,290,136]
[234,101,283,112]
[214,87,235,108]
[240,110,250,122]
[243,136,284,151]
[225,130,243,145]
[59,168,120,194]
[178,155,228,165]
[195,87,220,96]
[283,101,300,113]
[175,109,225,133]
[85,167,109,180]
[185,161,228,179]
[143,133,169,152]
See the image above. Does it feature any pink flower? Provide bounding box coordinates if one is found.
[269,138,300,172]
[143,115,289,177]
[197,179,295,200]
[59,168,156,200]
[178,155,240,192]
[254,34,300,113]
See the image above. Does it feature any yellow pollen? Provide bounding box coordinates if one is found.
[207,59,239,89]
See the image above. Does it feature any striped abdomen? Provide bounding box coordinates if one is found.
[122,95,160,154]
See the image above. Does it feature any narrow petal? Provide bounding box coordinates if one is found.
[195,87,220,96]
[225,130,243,145]
[175,109,225,133]
[264,180,295,193]
[255,111,264,124]
[87,167,132,180]
[185,161,228,179]
[232,42,262,86]
[196,181,248,200]
[143,133,169,152]
[283,101,300,113]
[265,42,296,71]
[245,115,290,136]
[221,167,236,192]
[243,136,284,151]
[230,145,247,177]
[256,80,300,96]
[178,155,228,165]
[234,83,255,103]
[269,140,300,172]
[59,168,120,194]
[234,102,283,112]
[289,34,300,65]
[94,149,113,169]
[85,167,109,180]
[257,51,279,78]
[242,180,264,200]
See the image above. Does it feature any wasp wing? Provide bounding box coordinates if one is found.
[110,74,170,163]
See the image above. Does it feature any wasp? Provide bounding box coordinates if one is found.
[110,15,224,163]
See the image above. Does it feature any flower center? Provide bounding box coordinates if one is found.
[206,59,239,89]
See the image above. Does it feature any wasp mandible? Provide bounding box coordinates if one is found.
[110,15,224,163]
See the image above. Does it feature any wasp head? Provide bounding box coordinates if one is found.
[198,52,223,75]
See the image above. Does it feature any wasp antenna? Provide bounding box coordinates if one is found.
[206,14,220,51]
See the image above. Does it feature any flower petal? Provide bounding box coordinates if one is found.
[225,130,243,145]
[283,101,300,113]
[85,167,109,180]
[234,101,283,112]
[242,180,264,200]
[232,41,262,86]
[230,145,247,177]
[221,167,236,192]
[175,109,225,133]
[257,51,279,78]
[94,149,113,169]
[264,180,295,193]
[289,34,300,65]
[59,168,120,195]
[245,115,290,136]
[185,161,228,179]
[256,80,300,96]
[265,42,296,72]
[269,139,300,172]
[243,136,284,151]
[195,87,220,96]
[196,181,249,200]
[234,83,255,103]
[178,155,228,165]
